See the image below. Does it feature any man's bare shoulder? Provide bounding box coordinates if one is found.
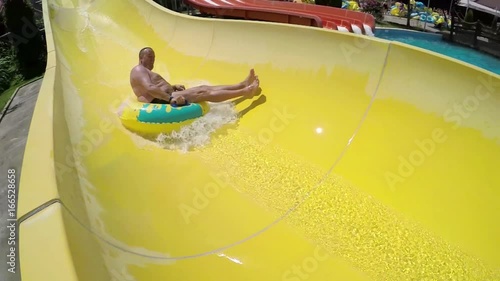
[130,65,149,78]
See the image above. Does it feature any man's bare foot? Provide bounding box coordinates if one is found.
[243,69,257,87]
[243,79,260,99]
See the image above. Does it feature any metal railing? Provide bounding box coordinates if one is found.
[446,10,500,58]
[451,15,500,44]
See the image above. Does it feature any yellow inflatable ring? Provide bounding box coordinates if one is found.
[118,99,210,135]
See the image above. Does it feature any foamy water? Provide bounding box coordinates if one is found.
[155,102,239,152]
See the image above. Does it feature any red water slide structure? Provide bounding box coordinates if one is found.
[183,0,375,35]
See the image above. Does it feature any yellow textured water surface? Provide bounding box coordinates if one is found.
[17,0,500,280]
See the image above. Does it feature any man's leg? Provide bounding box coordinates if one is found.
[206,84,244,91]
[195,69,257,92]
[208,68,257,91]
[173,79,259,103]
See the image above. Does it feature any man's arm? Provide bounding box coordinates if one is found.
[132,67,171,100]
[172,84,186,91]
[150,72,177,92]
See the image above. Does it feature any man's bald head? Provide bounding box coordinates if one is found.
[138,47,155,70]
[139,47,154,59]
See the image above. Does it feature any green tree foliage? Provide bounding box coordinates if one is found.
[464,9,474,22]
[361,0,384,22]
[3,0,46,79]
[0,41,21,93]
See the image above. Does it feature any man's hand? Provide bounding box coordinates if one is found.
[170,96,187,106]
[172,84,186,91]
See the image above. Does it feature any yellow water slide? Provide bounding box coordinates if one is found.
[17,0,500,280]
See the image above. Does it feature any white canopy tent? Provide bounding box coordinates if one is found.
[457,0,500,17]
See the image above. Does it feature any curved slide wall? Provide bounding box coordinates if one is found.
[17,0,500,280]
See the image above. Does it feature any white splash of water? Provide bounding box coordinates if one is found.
[156,102,239,152]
